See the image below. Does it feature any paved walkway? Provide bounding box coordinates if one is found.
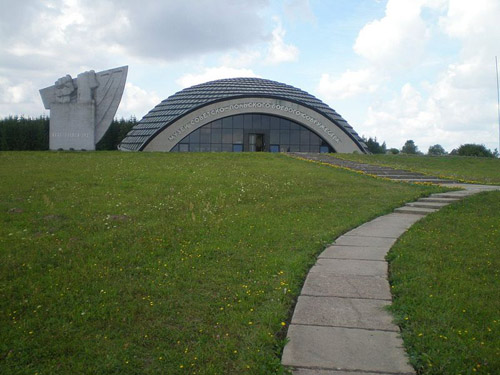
[281,155,500,374]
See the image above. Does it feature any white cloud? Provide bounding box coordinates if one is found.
[353,0,430,70]
[265,18,299,64]
[361,61,498,152]
[175,67,260,88]
[0,76,45,117]
[116,82,161,120]
[284,0,316,24]
[317,69,381,100]
[439,0,500,40]
[219,50,262,68]
[0,0,272,118]
[318,0,500,152]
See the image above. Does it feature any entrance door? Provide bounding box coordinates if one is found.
[248,133,265,151]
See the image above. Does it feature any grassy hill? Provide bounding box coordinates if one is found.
[0,152,444,375]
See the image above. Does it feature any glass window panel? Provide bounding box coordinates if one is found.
[290,131,300,144]
[171,144,179,152]
[233,144,243,152]
[252,114,261,129]
[320,145,330,153]
[190,143,200,152]
[300,130,310,144]
[270,145,280,153]
[222,128,232,143]
[200,128,211,143]
[211,128,222,143]
[279,131,289,144]
[270,116,280,129]
[281,144,290,152]
[189,129,200,143]
[222,117,232,129]
[290,122,300,131]
[270,130,279,144]
[280,118,290,130]
[179,143,189,152]
[211,143,222,152]
[233,115,244,128]
[211,119,222,128]
[261,115,270,129]
[222,144,232,152]
[310,132,321,145]
[243,114,253,129]
[289,144,300,152]
[233,128,243,144]
[200,143,210,152]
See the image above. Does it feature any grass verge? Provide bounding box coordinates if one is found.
[387,191,500,375]
[332,154,500,184]
[1,152,445,374]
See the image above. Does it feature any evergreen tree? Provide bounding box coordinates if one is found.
[362,136,387,154]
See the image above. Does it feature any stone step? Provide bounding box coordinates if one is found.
[407,201,449,209]
[395,178,452,183]
[359,169,414,173]
[290,153,457,184]
[419,197,461,203]
[378,175,430,179]
[394,206,438,215]
[431,193,470,199]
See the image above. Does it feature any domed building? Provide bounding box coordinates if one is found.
[119,78,368,153]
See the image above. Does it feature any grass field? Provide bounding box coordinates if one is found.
[387,191,500,375]
[332,154,500,184]
[0,152,445,375]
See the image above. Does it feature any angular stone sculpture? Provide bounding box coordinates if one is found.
[40,66,128,150]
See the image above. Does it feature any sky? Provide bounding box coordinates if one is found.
[1,0,500,153]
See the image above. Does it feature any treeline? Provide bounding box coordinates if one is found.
[362,136,498,157]
[0,116,137,151]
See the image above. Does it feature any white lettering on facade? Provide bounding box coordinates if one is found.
[168,101,342,143]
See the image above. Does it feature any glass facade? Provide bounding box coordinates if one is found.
[170,114,334,153]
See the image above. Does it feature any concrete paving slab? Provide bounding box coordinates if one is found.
[282,325,415,374]
[301,273,391,300]
[418,197,461,203]
[333,235,397,247]
[406,201,449,209]
[291,296,397,331]
[319,245,389,261]
[309,259,387,277]
[394,206,437,215]
[292,368,397,375]
[370,212,423,224]
[431,192,472,198]
[346,220,414,238]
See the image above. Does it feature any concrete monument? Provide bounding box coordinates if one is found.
[40,66,128,150]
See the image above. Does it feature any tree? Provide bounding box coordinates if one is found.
[388,148,400,154]
[427,144,447,156]
[362,136,387,154]
[455,144,495,157]
[401,139,419,154]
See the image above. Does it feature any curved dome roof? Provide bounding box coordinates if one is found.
[119,77,368,152]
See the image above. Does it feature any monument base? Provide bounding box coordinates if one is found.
[49,103,96,150]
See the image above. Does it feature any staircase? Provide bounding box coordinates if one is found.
[290,153,455,184]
